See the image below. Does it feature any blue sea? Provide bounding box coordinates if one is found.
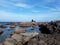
[0,22,40,42]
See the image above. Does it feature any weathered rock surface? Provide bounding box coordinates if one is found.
[27,34,60,45]
[0,30,3,35]
[11,34,24,43]
[39,20,60,34]
[4,38,23,45]
[3,32,39,45]
[14,28,25,34]
[27,21,60,45]
[20,32,39,43]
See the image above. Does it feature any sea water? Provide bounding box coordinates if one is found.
[0,22,40,42]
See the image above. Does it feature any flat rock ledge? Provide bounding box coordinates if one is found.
[2,32,39,45]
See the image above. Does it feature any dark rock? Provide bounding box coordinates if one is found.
[0,25,7,28]
[0,30,3,35]
[27,33,60,45]
[39,24,51,34]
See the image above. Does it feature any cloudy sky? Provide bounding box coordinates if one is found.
[0,0,60,22]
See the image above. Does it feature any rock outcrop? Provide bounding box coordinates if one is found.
[0,20,60,45]
[3,32,39,45]
[39,24,51,34]
[0,30,3,35]
[27,33,60,45]
[38,21,60,34]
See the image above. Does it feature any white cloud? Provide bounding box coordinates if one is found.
[0,0,60,12]
[0,0,34,9]
[0,10,60,22]
[15,3,33,8]
[0,0,60,22]
[0,10,40,22]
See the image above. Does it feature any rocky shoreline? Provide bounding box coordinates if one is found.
[0,20,60,45]
[28,21,60,45]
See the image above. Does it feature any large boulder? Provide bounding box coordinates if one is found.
[11,32,39,44]
[0,30,3,35]
[14,28,25,34]
[11,34,24,43]
[10,25,16,28]
[0,25,7,28]
[27,33,60,45]
[10,22,18,28]
[39,24,51,34]
[20,32,39,43]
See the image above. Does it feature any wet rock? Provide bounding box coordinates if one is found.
[14,28,25,34]
[10,22,18,28]
[39,24,51,34]
[0,25,7,28]
[0,30,3,35]
[10,25,16,28]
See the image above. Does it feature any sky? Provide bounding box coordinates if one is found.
[0,0,60,22]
